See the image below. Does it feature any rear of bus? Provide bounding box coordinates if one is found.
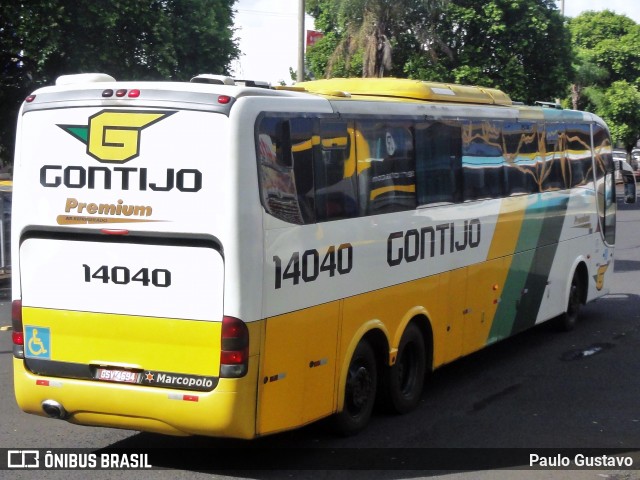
[11,75,265,438]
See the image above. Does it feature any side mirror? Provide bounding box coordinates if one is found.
[624,174,637,203]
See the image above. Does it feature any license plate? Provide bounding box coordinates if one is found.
[96,368,141,384]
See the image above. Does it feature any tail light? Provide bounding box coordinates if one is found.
[220,316,249,378]
[12,299,25,358]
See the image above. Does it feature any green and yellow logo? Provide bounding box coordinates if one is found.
[58,110,175,163]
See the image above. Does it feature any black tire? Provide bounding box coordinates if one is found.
[380,323,426,414]
[557,273,582,332]
[331,340,377,436]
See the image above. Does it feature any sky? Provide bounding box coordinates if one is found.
[231,0,315,84]
[231,0,640,85]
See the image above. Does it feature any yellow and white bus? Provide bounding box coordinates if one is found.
[11,74,635,438]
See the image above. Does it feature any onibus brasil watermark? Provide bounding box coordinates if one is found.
[7,450,151,470]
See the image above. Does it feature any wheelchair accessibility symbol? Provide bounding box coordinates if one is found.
[25,326,51,359]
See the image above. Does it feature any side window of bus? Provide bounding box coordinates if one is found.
[289,117,316,222]
[502,122,539,195]
[415,121,462,206]
[462,121,504,201]
[593,124,609,182]
[315,121,358,221]
[566,122,593,188]
[542,123,567,191]
[256,116,301,224]
[356,120,417,215]
[256,116,315,224]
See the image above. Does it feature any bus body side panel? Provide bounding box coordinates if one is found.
[253,105,610,434]
[258,185,605,419]
[256,302,340,436]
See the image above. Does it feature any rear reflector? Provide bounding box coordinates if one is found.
[36,380,63,388]
[168,393,199,402]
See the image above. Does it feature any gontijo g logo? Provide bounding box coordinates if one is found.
[58,110,175,163]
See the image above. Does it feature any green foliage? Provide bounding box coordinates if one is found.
[167,0,240,80]
[568,10,640,148]
[590,27,640,85]
[0,0,239,164]
[305,0,447,78]
[597,82,640,151]
[307,0,572,105]
[568,10,636,50]
[11,0,239,82]
[411,0,572,105]
[306,31,363,78]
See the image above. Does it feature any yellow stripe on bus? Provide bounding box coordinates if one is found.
[370,184,416,200]
[487,196,529,260]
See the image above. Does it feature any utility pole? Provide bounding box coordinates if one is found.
[297,0,305,83]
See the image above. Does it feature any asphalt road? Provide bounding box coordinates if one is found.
[1,193,640,479]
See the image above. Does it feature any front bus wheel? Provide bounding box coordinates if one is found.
[556,272,583,332]
[331,339,377,436]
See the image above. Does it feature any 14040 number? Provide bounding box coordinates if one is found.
[273,243,353,289]
[83,264,172,287]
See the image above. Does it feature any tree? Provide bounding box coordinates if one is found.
[568,11,640,90]
[597,81,640,152]
[568,10,636,51]
[0,0,239,165]
[569,50,608,111]
[590,27,640,86]
[0,1,65,164]
[307,0,572,105]
[306,0,448,78]
[169,1,239,80]
[405,0,572,105]
[567,11,640,150]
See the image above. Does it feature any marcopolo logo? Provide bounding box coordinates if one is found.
[58,110,175,163]
[142,370,217,392]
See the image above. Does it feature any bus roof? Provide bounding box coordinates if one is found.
[289,78,513,106]
[26,73,603,124]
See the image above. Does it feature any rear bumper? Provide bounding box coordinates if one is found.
[13,356,259,439]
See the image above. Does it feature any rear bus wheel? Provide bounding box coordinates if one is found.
[332,339,377,436]
[381,323,426,414]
